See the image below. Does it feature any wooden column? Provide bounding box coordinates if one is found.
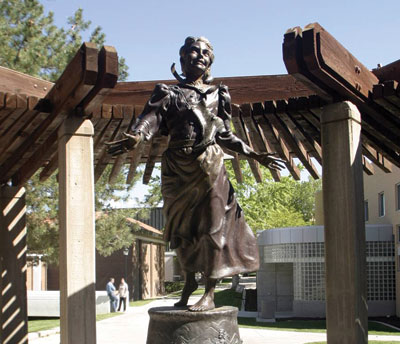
[58,117,96,344]
[321,101,367,344]
[0,187,28,344]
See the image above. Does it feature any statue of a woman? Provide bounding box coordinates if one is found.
[108,36,285,311]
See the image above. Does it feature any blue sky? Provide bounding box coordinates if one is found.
[37,0,399,205]
[39,0,399,81]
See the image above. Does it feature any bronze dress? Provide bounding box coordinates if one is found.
[132,83,259,279]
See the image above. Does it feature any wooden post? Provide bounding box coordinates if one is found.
[321,101,367,344]
[0,186,28,344]
[58,117,96,344]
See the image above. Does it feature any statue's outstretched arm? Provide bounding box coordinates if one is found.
[216,130,286,171]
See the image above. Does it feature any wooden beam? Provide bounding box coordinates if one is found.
[126,143,145,184]
[94,104,113,153]
[229,153,243,184]
[302,23,378,100]
[382,80,400,108]
[362,156,374,175]
[3,42,99,185]
[39,153,58,182]
[94,112,122,183]
[252,103,301,180]
[291,97,321,137]
[0,93,18,130]
[282,27,333,101]
[80,46,119,117]
[289,23,400,155]
[277,100,322,165]
[231,105,263,183]
[361,130,400,168]
[265,100,320,179]
[103,74,314,107]
[0,66,53,98]
[0,94,28,145]
[39,45,120,183]
[286,98,322,163]
[362,143,392,173]
[142,135,167,185]
[372,59,400,83]
[372,83,400,116]
[241,103,281,181]
[108,105,135,184]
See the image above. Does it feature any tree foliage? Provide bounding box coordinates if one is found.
[226,160,321,231]
[0,0,128,81]
[0,0,133,263]
[140,165,163,208]
[25,166,143,264]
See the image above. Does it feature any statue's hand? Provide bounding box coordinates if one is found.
[253,152,286,171]
[106,132,142,156]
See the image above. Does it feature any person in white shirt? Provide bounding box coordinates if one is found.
[117,278,129,312]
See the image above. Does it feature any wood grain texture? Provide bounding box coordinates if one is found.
[103,75,314,107]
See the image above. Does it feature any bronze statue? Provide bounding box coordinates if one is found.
[108,36,285,312]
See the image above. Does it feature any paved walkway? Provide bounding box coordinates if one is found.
[29,296,400,343]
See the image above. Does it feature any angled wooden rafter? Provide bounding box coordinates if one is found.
[252,102,301,180]
[108,105,135,184]
[142,135,168,185]
[264,100,320,179]
[241,103,281,181]
[231,105,263,183]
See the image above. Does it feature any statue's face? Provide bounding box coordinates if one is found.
[183,41,212,77]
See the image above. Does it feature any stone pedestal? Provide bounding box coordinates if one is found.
[147,306,242,344]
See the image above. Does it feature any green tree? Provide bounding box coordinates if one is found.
[0,0,132,263]
[26,166,143,264]
[140,165,163,208]
[0,0,128,81]
[226,160,321,231]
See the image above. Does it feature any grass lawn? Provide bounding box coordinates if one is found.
[28,318,60,333]
[129,299,154,307]
[166,288,206,298]
[238,318,400,336]
[214,289,242,309]
[28,312,122,333]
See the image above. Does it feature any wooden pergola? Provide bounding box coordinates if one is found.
[1,22,399,343]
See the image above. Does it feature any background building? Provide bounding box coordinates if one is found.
[34,209,166,301]
[257,166,400,320]
[257,225,395,319]
[363,165,400,316]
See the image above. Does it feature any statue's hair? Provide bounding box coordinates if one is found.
[179,36,214,83]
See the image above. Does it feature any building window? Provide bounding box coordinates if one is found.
[378,192,385,217]
[396,183,400,211]
[364,201,369,222]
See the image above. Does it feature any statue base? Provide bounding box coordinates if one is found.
[146,306,242,344]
